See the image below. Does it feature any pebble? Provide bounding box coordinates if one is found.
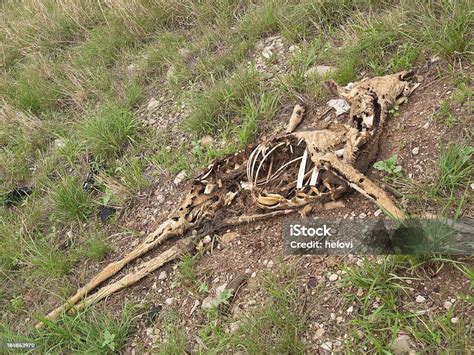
[328,273,339,281]
[415,295,426,303]
[443,300,452,310]
[202,235,212,244]
[330,313,336,320]
[374,209,382,217]
[356,288,364,297]
[251,272,257,278]
[201,296,215,310]
[391,334,413,353]
[158,271,167,280]
[313,328,325,339]
[165,297,174,305]
[321,341,332,351]
[288,44,298,52]
[173,170,187,186]
[451,317,459,324]
[262,47,273,59]
[412,147,420,155]
[229,322,239,333]
[200,135,213,146]
[358,212,367,219]
[146,98,160,113]
[247,299,257,306]
[346,306,354,314]
[267,260,274,268]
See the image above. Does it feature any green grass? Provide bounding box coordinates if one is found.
[156,310,190,354]
[27,304,139,354]
[50,176,96,221]
[198,262,309,353]
[79,105,139,161]
[430,143,473,199]
[342,256,471,352]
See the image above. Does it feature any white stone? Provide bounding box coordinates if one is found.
[262,47,273,59]
[203,235,212,244]
[359,213,367,219]
[313,328,325,340]
[267,260,274,268]
[356,288,364,297]
[412,147,420,155]
[328,273,339,281]
[415,295,426,303]
[346,306,354,314]
[158,271,167,280]
[165,297,174,305]
[174,170,187,186]
[391,335,413,354]
[146,98,160,113]
[374,209,382,217]
[451,317,459,324]
[330,313,336,320]
[321,341,332,351]
[443,300,452,310]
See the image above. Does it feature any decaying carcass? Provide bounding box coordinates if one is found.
[36,71,421,328]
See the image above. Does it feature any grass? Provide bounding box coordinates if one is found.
[50,176,96,222]
[79,105,139,161]
[342,256,471,352]
[197,262,309,353]
[156,310,190,354]
[27,304,139,354]
[430,143,473,199]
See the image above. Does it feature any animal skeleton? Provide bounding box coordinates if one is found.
[36,71,420,328]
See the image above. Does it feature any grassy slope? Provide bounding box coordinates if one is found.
[0,0,472,352]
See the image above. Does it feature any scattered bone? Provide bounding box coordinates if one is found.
[286,104,305,133]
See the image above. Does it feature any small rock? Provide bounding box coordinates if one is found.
[374,209,382,217]
[216,283,227,296]
[372,302,380,309]
[166,65,175,82]
[174,170,187,186]
[158,271,167,280]
[156,194,165,203]
[262,47,273,59]
[346,306,354,314]
[202,235,212,244]
[131,239,139,247]
[336,316,343,324]
[304,65,335,78]
[321,341,332,351]
[451,317,459,324]
[200,135,213,146]
[251,272,257,278]
[423,121,430,129]
[201,296,217,310]
[165,297,174,305]
[288,44,298,52]
[328,273,339,281]
[221,231,239,244]
[359,213,367,219]
[412,147,420,155]
[190,299,200,314]
[229,322,239,333]
[443,300,452,310]
[146,98,160,114]
[247,299,257,306]
[356,288,364,297]
[416,295,426,303]
[470,183,474,191]
[391,335,413,354]
[330,313,336,320]
[54,138,66,148]
[313,328,325,339]
[267,260,274,268]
